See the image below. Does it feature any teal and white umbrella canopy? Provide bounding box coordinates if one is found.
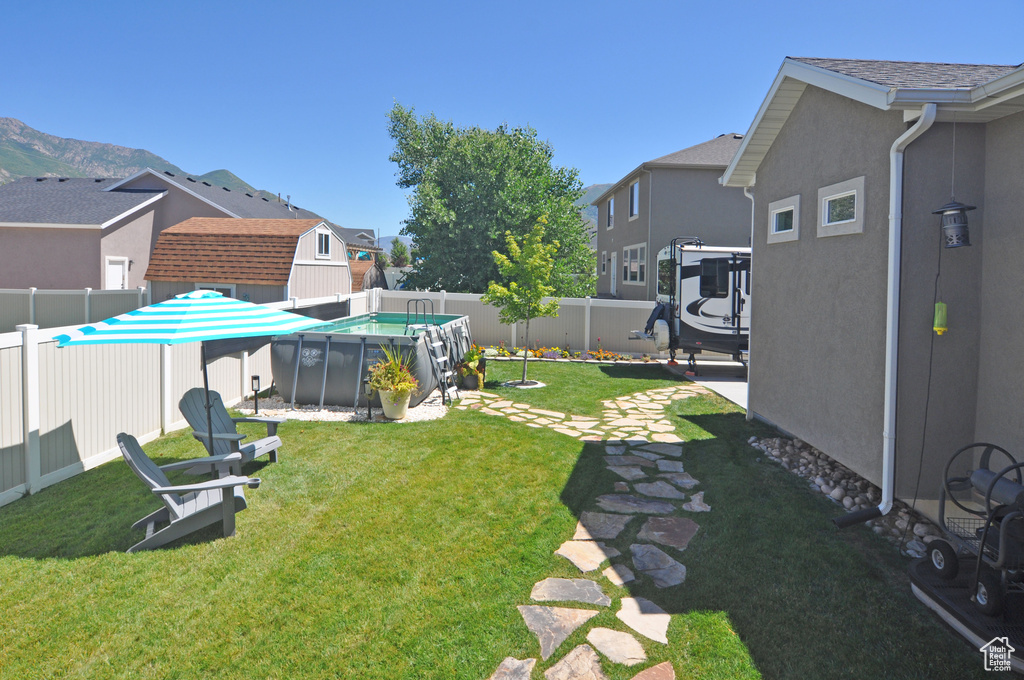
[54,290,322,347]
[53,290,324,455]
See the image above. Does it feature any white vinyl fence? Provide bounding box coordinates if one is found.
[0,291,368,509]
[0,287,151,333]
[0,287,656,509]
[376,290,658,356]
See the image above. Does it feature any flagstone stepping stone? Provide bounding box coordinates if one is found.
[572,414,598,421]
[651,433,683,443]
[616,597,671,644]
[637,443,683,457]
[636,517,699,551]
[513,403,532,409]
[656,460,684,473]
[544,644,609,680]
[586,628,646,666]
[629,450,663,462]
[488,657,538,680]
[605,445,627,455]
[682,491,711,513]
[518,606,600,660]
[534,409,566,418]
[574,511,634,540]
[469,403,484,410]
[556,540,621,572]
[531,578,612,607]
[629,661,675,680]
[608,466,647,481]
[492,400,515,409]
[603,564,635,586]
[647,423,676,433]
[596,494,675,515]
[658,473,699,490]
[634,481,687,500]
[528,423,543,428]
[509,415,526,422]
[581,435,604,442]
[478,391,500,398]
[556,428,582,437]
[482,407,502,416]
[608,418,645,427]
[535,418,555,425]
[604,456,657,468]
[630,544,687,588]
[613,482,630,492]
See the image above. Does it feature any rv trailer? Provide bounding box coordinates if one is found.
[632,237,750,371]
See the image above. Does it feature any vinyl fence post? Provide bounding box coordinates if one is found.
[440,290,446,315]
[16,324,41,494]
[584,296,592,352]
[84,288,92,324]
[240,350,250,400]
[28,288,36,326]
[138,286,147,309]
[160,344,173,433]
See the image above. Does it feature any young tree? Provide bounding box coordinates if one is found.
[387,103,595,296]
[482,221,561,385]
[389,238,410,268]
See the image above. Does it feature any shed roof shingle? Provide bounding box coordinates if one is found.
[790,57,1021,90]
[145,217,328,285]
[0,177,163,225]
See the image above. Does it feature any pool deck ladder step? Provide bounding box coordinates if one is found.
[425,325,460,405]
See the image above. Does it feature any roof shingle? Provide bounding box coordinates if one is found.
[0,177,163,225]
[648,133,745,167]
[790,57,1021,90]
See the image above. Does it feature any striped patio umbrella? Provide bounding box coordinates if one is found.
[54,290,323,453]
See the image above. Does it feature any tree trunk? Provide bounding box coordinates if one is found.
[521,318,530,384]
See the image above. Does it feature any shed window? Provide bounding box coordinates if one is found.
[317,232,331,258]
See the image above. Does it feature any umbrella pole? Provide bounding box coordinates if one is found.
[201,342,215,457]
[203,341,235,537]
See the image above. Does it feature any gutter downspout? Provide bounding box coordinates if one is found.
[743,182,755,422]
[834,103,937,529]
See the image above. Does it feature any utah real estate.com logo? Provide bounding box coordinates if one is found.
[980,637,1014,672]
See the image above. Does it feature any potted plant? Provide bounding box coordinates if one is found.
[367,344,419,419]
[457,345,484,390]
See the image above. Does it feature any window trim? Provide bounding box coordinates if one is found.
[817,176,865,238]
[606,197,614,230]
[767,195,800,244]
[601,250,607,274]
[628,180,640,220]
[316,229,332,259]
[621,242,647,286]
[194,282,236,298]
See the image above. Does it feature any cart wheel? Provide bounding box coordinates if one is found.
[929,540,959,580]
[975,570,1004,616]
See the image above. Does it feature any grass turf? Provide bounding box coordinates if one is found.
[0,362,994,679]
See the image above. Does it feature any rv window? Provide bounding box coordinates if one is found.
[658,258,675,298]
[699,259,730,299]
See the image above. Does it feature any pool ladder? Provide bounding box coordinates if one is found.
[407,299,460,405]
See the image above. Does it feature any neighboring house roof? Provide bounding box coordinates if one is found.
[0,176,164,228]
[723,56,1024,187]
[144,217,332,285]
[592,134,745,206]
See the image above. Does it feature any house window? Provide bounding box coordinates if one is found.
[195,283,236,298]
[601,251,607,274]
[817,176,865,237]
[317,231,331,258]
[629,181,639,219]
[606,198,614,229]
[622,244,646,284]
[767,195,800,244]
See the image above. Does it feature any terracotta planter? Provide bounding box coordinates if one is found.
[379,389,412,420]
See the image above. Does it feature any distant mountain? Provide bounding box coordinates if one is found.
[577,183,613,249]
[378,235,415,254]
[0,117,274,199]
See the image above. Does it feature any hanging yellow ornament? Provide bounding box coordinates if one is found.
[933,301,948,335]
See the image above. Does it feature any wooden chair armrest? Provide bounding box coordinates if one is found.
[151,475,260,495]
[191,431,246,442]
[159,452,243,472]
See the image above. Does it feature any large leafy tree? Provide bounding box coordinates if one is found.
[387,103,595,296]
[482,221,561,385]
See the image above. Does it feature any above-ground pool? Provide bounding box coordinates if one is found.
[271,312,472,408]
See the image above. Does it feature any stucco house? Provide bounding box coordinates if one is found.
[145,217,358,303]
[592,134,751,300]
[0,168,378,291]
[721,57,1024,521]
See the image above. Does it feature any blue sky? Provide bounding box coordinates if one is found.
[2,1,1021,240]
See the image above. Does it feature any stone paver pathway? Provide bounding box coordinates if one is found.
[476,382,709,679]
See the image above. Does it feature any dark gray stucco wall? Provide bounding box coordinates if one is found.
[595,172,649,299]
[975,111,1024,449]
[896,122,986,504]
[749,85,906,488]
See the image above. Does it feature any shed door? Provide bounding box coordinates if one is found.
[105,258,127,290]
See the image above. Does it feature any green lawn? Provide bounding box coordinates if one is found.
[0,362,993,679]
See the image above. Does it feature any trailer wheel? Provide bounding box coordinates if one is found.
[929,540,959,580]
[975,569,1004,616]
